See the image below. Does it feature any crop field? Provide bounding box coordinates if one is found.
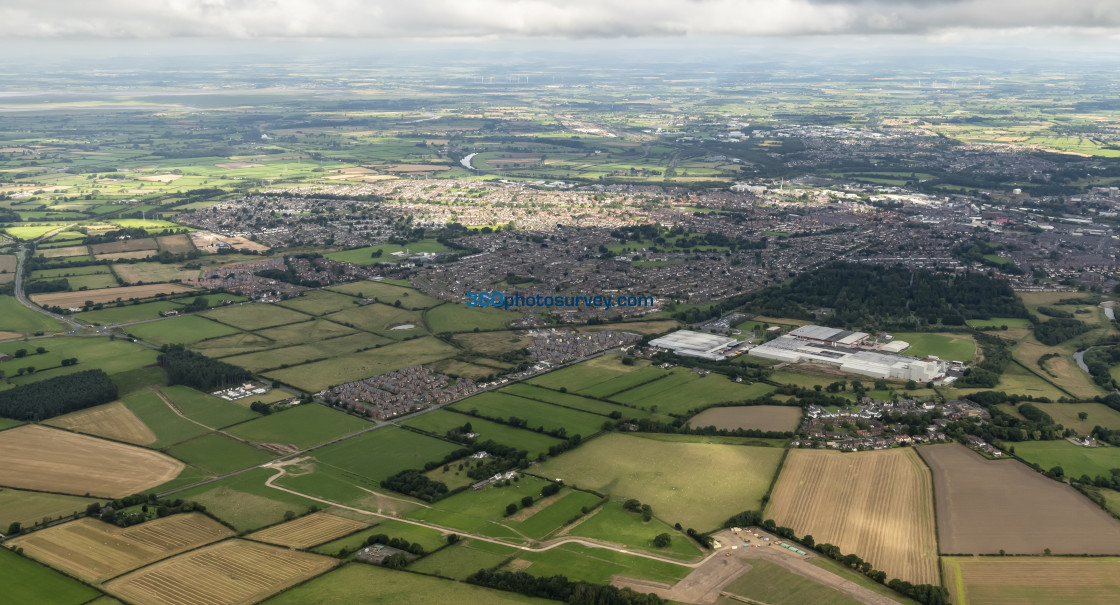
[224,404,371,450]
[10,514,233,582]
[1011,440,1120,480]
[0,488,94,530]
[451,391,607,437]
[313,426,460,482]
[106,539,337,605]
[891,332,977,361]
[173,468,321,532]
[155,234,196,253]
[537,433,783,530]
[112,262,200,285]
[766,448,939,585]
[919,443,1120,554]
[409,539,519,579]
[0,425,184,497]
[688,405,802,432]
[219,333,374,372]
[428,358,506,379]
[47,400,158,445]
[0,294,65,333]
[942,557,1120,605]
[167,433,274,475]
[723,559,861,605]
[323,303,425,337]
[275,290,359,315]
[129,315,241,344]
[30,283,198,307]
[203,303,310,331]
[189,332,276,357]
[504,542,691,585]
[328,280,443,309]
[39,244,89,258]
[425,302,521,333]
[161,385,259,428]
[0,336,159,390]
[90,237,159,254]
[0,546,101,605]
[609,370,775,415]
[247,512,368,549]
[74,300,183,324]
[121,390,210,448]
[252,318,358,346]
[401,409,563,457]
[263,336,457,392]
[259,562,549,605]
[30,264,112,279]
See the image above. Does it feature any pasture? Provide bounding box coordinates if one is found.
[173,468,321,532]
[527,353,648,393]
[424,302,520,333]
[155,233,196,253]
[890,332,977,361]
[504,542,691,585]
[500,383,652,418]
[129,314,241,345]
[942,556,1120,605]
[0,547,101,605]
[401,409,564,457]
[0,335,159,389]
[688,405,802,432]
[263,336,457,392]
[723,559,861,605]
[323,303,425,337]
[408,475,558,538]
[0,425,184,498]
[120,390,210,448]
[0,294,65,333]
[219,333,375,372]
[111,262,199,284]
[30,283,198,307]
[259,563,550,605]
[46,400,158,445]
[450,391,607,437]
[1002,402,1120,434]
[167,433,274,475]
[10,514,233,582]
[275,290,360,315]
[919,443,1120,554]
[329,280,443,309]
[203,303,310,331]
[0,488,93,530]
[74,300,183,324]
[454,330,535,355]
[224,404,371,450]
[409,539,519,579]
[312,426,461,483]
[1011,440,1120,480]
[253,318,358,346]
[106,539,337,605]
[609,370,775,415]
[568,501,701,560]
[536,433,783,530]
[766,448,939,585]
[247,512,368,549]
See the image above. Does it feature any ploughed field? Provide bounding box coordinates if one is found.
[942,556,1120,605]
[765,448,939,585]
[687,405,801,432]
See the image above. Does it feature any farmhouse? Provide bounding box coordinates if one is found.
[648,330,742,360]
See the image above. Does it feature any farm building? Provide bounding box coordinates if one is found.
[648,330,741,360]
[748,333,943,382]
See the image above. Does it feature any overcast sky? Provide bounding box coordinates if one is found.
[3,0,1120,42]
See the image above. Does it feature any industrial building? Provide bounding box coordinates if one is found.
[648,330,742,360]
[747,326,944,382]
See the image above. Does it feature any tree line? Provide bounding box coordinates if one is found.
[158,344,251,390]
[0,369,117,421]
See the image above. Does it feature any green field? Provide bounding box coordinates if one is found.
[121,390,210,448]
[260,562,551,605]
[1012,440,1120,480]
[313,426,460,482]
[167,433,274,475]
[0,547,101,605]
[409,539,517,579]
[0,488,94,530]
[891,332,977,362]
[220,333,376,372]
[500,383,658,419]
[161,385,259,428]
[309,520,445,556]
[276,290,361,315]
[0,295,65,333]
[569,501,700,560]
[127,314,240,345]
[203,303,310,330]
[965,317,1033,329]
[999,402,1120,434]
[224,404,371,449]
[723,558,861,605]
[0,336,159,390]
[263,337,457,392]
[527,354,643,392]
[324,239,451,265]
[74,300,183,324]
[253,318,359,346]
[608,370,775,415]
[401,409,563,458]
[409,475,557,539]
[0,418,24,430]
[324,303,425,338]
[425,303,520,333]
[505,543,691,585]
[173,467,321,532]
[329,281,443,309]
[451,391,607,438]
[537,433,784,530]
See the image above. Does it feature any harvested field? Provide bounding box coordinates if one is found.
[137,174,182,183]
[919,443,1120,554]
[106,539,336,605]
[766,448,938,585]
[10,514,233,582]
[247,512,368,548]
[31,283,197,307]
[0,425,184,498]
[0,253,16,273]
[90,238,159,254]
[0,488,94,530]
[688,405,801,432]
[46,401,157,445]
[943,556,1120,605]
[39,244,89,258]
[112,262,200,284]
[155,234,196,253]
[95,250,158,261]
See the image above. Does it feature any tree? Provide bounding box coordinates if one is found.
[623,499,642,512]
[447,534,460,545]
[14,349,26,358]
[6,521,20,535]
[505,503,518,516]
[283,510,296,521]
[35,347,46,354]
[1078,412,1089,421]
[905,380,919,390]
[521,496,534,508]
[653,533,671,548]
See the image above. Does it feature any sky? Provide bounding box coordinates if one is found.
[2,0,1120,42]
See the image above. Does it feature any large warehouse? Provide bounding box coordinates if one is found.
[748,328,943,382]
[648,330,741,360]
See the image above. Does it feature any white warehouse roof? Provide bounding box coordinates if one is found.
[649,330,739,360]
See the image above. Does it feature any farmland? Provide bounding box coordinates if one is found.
[9,514,233,582]
[425,302,521,333]
[172,468,321,532]
[46,400,158,445]
[919,443,1120,554]
[0,294,65,333]
[608,370,775,415]
[942,557,1120,605]
[223,404,371,450]
[161,385,259,428]
[128,315,240,345]
[401,408,564,457]
[450,391,607,437]
[409,539,519,579]
[0,425,184,498]
[247,512,368,549]
[537,433,784,530]
[528,354,654,394]
[0,488,94,530]
[688,405,802,432]
[999,402,1120,434]
[166,433,274,475]
[263,336,457,392]
[1011,440,1120,480]
[503,542,692,585]
[0,547,101,605]
[766,448,939,585]
[891,332,977,362]
[0,335,159,389]
[30,283,198,307]
[722,558,862,605]
[106,539,337,605]
[312,426,460,482]
[203,303,310,331]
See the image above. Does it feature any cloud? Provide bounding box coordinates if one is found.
[4,0,1120,40]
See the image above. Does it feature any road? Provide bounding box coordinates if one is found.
[11,245,84,332]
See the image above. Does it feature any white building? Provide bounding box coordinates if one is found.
[648,330,740,361]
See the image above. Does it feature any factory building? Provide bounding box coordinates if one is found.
[747,328,943,382]
[648,330,741,361]
[787,325,870,346]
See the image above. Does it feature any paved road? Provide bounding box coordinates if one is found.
[11,245,85,332]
